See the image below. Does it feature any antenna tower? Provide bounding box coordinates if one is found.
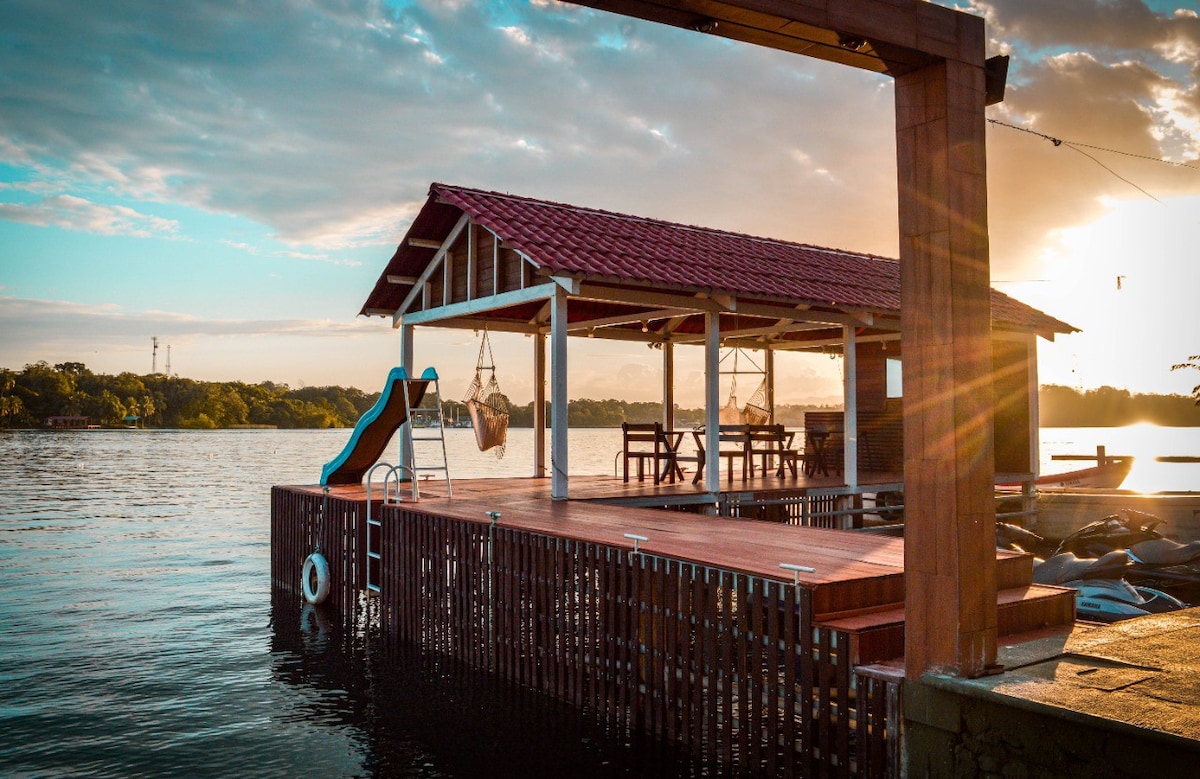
[166,345,171,377]
[152,337,159,374]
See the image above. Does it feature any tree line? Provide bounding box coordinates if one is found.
[0,362,841,430]
[2,362,1197,430]
[0,362,379,429]
[1038,384,1200,427]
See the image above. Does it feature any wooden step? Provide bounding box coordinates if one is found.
[814,584,1076,666]
[814,546,1037,618]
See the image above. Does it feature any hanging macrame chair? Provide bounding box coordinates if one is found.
[719,347,771,424]
[463,327,509,458]
[742,376,771,425]
[719,370,746,424]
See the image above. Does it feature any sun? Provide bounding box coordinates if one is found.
[1005,195,1200,396]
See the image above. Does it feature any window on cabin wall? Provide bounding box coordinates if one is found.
[886,358,903,399]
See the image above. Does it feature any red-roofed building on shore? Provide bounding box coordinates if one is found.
[361,183,1075,500]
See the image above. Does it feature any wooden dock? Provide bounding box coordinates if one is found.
[271,475,1075,777]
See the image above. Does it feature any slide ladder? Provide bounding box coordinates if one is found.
[402,370,452,500]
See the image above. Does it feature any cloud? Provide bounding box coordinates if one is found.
[0,194,181,237]
[0,0,902,257]
[973,0,1200,58]
[0,0,1196,280]
[0,294,412,386]
[218,239,362,266]
[961,0,1200,274]
[0,296,381,346]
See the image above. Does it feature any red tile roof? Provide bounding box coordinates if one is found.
[362,183,1075,337]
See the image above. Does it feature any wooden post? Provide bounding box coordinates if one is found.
[896,55,998,678]
[551,288,569,499]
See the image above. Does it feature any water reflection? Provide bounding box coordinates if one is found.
[269,590,713,778]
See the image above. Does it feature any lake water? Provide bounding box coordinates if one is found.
[1,425,1195,777]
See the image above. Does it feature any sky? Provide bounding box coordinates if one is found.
[1,0,1198,407]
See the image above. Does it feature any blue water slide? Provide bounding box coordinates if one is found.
[319,366,436,485]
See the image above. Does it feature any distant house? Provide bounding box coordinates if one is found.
[45,415,90,429]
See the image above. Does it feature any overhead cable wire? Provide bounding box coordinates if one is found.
[987,118,1200,204]
[988,119,1199,171]
[1067,144,1163,204]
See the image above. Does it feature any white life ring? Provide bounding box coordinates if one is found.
[301,552,331,604]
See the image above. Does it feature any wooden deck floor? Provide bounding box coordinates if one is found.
[294,473,1026,618]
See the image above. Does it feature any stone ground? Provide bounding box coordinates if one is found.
[962,607,1200,744]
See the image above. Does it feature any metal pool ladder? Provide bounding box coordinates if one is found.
[364,462,413,596]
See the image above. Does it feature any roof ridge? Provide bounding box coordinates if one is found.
[432,182,900,265]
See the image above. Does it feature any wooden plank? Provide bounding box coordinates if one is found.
[704,567,719,762]
[711,569,726,766]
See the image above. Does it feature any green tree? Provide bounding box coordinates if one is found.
[0,393,22,428]
[140,394,157,426]
[1173,355,1200,406]
[17,362,77,422]
[84,390,125,426]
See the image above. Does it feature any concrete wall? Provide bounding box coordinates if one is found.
[905,678,1200,778]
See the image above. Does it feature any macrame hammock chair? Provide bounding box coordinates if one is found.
[719,347,771,425]
[463,327,509,458]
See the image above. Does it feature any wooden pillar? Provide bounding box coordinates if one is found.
[704,311,720,490]
[843,325,858,488]
[550,289,569,499]
[897,56,998,679]
[662,341,675,430]
[398,323,414,476]
[534,331,547,478]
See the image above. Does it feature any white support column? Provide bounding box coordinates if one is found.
[765,347,776,425]
[550,289,569,499]
[399,323,415,477]
[534,331,547,478]
[704,311,721,491]
[1025,333,1041,523]
[662,341,675,430]
[1025,334,1040,476]
[466,223,476,300]
[843,325,858,488]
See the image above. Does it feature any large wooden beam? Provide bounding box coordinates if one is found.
[570,0,982,74]
[896,56,997,678]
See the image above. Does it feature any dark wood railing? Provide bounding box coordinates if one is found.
[272,487,904,777]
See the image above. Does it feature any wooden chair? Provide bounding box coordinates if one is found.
[747,424,799,478]
[622,422,665,484]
